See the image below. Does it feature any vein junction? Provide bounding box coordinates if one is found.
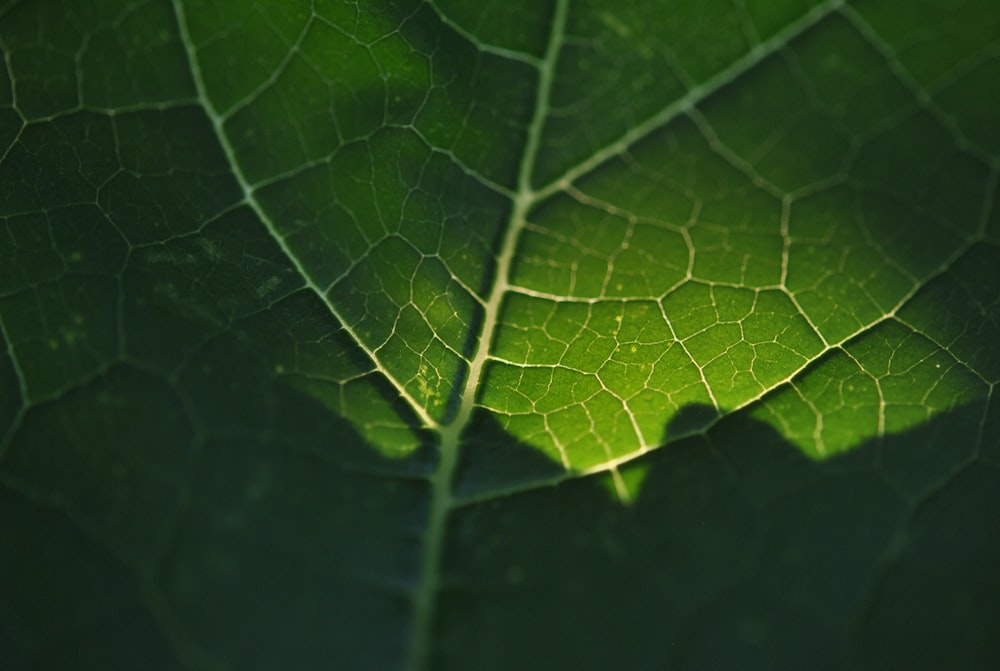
[404,1,570,667]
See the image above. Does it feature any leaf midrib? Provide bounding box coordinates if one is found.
[403,1,571,666]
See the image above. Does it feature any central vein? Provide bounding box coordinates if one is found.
[404,1,570,668]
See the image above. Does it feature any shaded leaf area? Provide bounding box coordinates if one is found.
[1,395,433,670]
[440,403,1000,671]
[0,212,436,668]
[2,395,997,669]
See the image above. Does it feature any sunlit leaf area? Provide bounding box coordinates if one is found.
[1,0,998,669]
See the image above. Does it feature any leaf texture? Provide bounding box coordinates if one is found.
[1,0,998,669]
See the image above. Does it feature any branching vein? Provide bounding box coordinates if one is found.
[404,0,569,667]
[170,0,439,430]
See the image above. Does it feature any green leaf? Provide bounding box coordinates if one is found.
[2,0,998,669]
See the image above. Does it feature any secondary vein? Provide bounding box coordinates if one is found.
[532,0,846,202]
[169,0,438,430]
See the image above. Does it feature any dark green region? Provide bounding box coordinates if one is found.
[2,397,998,670]
[439,403,1000,671]
[1,400,432,670]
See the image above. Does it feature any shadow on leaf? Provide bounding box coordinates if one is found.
[435,401,1000,671]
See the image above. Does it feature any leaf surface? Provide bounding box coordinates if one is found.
[1,0,999,669]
